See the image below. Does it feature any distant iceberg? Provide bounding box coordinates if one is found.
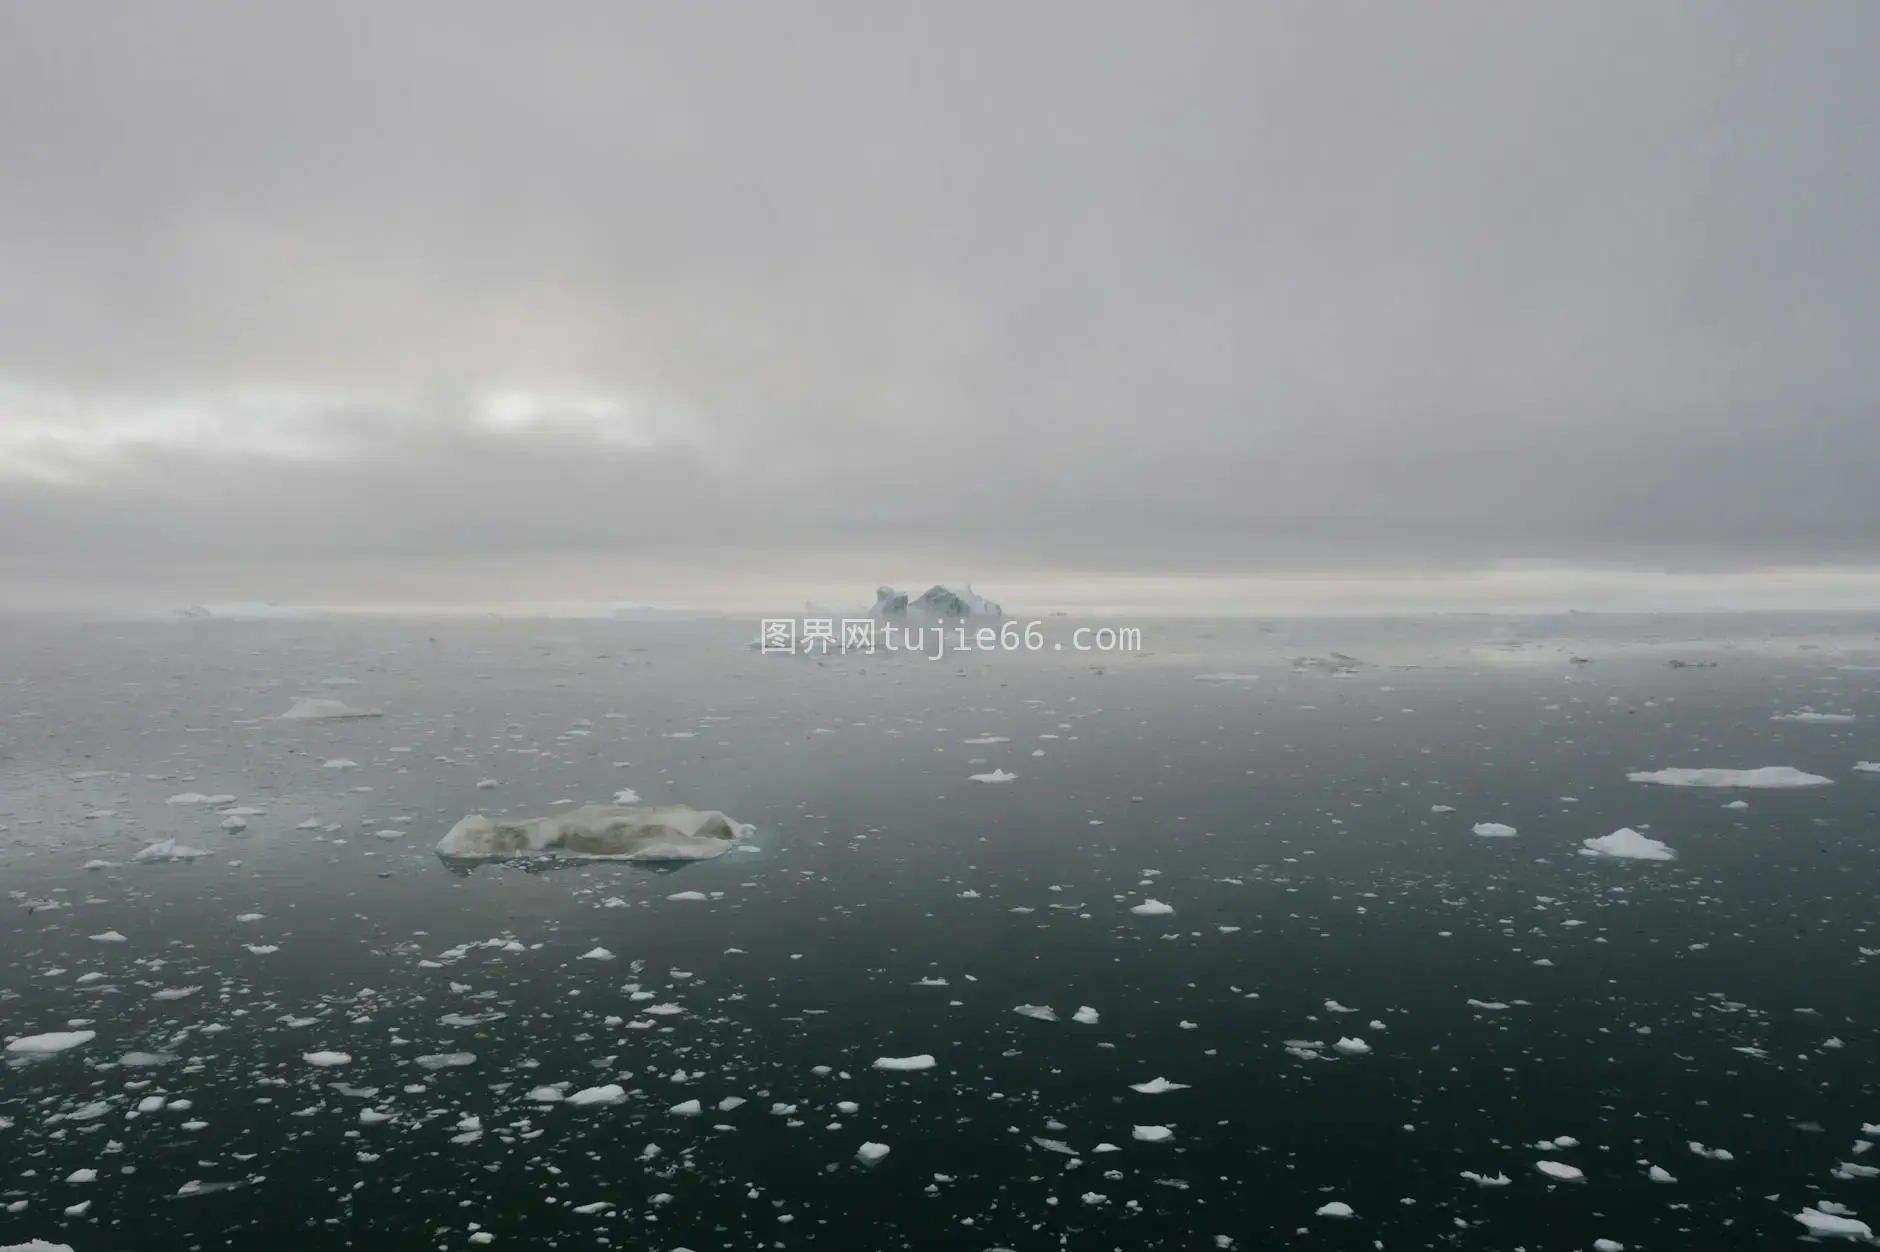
[1627,766,1831,788]
[436,803,753,863]
[139,603,330,622]
[281,698,382,721]
[871,585,1002,620]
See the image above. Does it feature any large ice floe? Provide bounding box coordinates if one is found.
[1580,828,1677,861]
[436,804,754,863]
[1627,766,1832,788]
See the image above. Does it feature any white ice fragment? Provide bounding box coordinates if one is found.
[303,1051,352,1067]
[1132,1125,1174,1143]
[88,931,128,944]
[1460,1170,1511,1186]
[1535,1161,1584,1182]
[1772,711,1855,723]
[1471,822,1517,837]
[1647,1164,1676,1183]
[1332,1037,1371,1056]
[1314,1201,1354,1218]
[578,948,614,961]
[1014,1005,1059,1022]
[1072,1006,1099,1024]
[1130,899,1175,916]
[856,1141,891,1164]
[969,770,1016,783]
[670,1099,702,1117]
[1580,828,1676,861]
[667,891,707,901]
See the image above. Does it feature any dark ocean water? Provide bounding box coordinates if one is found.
[2,612,1879,1252]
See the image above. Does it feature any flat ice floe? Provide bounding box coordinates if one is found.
[1130,1077,1190,1094]
[969,769,1016,783]
[1132,1125,1174,1142]
[133,839,211,862]
[1795,1207,1871,1238]
[1627,766,1832,788]
[5,1031,96,1055]
[1535,1160,1585,1182]
[1130,899,1175,916]
[436,804,753,862]
[1855,762,1880,773]
[1472,822,1517,837]
[1773,710,1856,723]
[1580,828,1676,861]
[856,1142,891,1164]
[1014,1005,1060,1022]
[871,1055,936,1072]
[281,698,382,720]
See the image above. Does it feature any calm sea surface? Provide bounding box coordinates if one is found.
[2,612,1878,1251]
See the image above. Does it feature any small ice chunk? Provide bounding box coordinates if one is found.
[1315,1201,1354,1218]
[1471,822,1517,837]
[1014,1005,1059,1022]
[414,1052,475,1070]
[1072,1006,1099,1024]
[670,1099,702,1117]
[578,948,614,961]
[1647,1165,1676,1183]
[969,770,1017,783]
[1535,1161,1584,1182]
[1332,1037,1371,1056]
[303,1051,352,1067]
[1130,899,1175,916]
[1772,711,1855,724]
[856,1141,891,1164]
[1132,1125,1174,1143]
[1460,1170,1511,1186]
[89,931,129,943]
[667,891,707,901]
[323,759,358,770]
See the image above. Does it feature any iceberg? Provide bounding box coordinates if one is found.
[1580,828,1676,861]
[282,698,382,720]
[436,803,753,863]
[133,839,211,862]
[1627,766,1832,788]
[5,1031,96,1056]
[871,584,1002,620]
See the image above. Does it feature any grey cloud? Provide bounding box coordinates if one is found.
[2,2,1879,607]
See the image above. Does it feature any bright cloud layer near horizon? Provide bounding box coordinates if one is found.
[3,2,1879,612]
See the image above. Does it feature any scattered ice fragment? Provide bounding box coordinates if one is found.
[1332,1037,1371,1056]
[322,759,357,770]
[88,931,128,943]
[1688,1142,1734,1161]
[670,1099,702,1117]
[1132,1125,1175,1143]
[1014,1005,1059,1022]
[1535,1161,1584,1182]
[969,770,1016,783]
[1130,899,1175,916]
[1130,1077,1190,1094]
[1647,1165,1676,1183]
[1460,1171,1511,1186]
[1472,822,1517,837]
[578,948,615,961]
[1580,828,1676,861]
[1315,1201,1354,1218]
[1772,711,1855,723]
[1072,1006,1099,1024]
[414,1053,476,1070]
[856,1142,891,1164]
[1593,1241,1625,1252]
[667,891,707,902]
[304,1051,351,1067]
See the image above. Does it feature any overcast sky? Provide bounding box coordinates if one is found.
[4,2,1879,612]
